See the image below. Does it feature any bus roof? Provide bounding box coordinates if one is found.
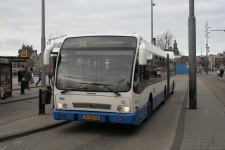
[58,34,175,59]
[142,39,168,58]
[65,33,142,38]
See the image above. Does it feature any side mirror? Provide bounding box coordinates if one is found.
[139,43,147,65]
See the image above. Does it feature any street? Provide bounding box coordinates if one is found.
[199,75,225,107]
[0,75,188,150]
[0,74,225,150]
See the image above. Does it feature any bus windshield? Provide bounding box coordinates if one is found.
[56,36,137,92]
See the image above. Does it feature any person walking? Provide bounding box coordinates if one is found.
[48,70,53,84]
[220,64,224,77]
[29,68,34,84]
[23,67,32,90]
[36,71,41,87]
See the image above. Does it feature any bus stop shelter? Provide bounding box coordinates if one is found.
[0,56,29,96]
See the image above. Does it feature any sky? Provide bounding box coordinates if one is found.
[0,0,225,57]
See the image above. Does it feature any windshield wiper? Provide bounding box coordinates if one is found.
[115,78,125,91]
[95,83,121,96]
[79,82,121,96]
[60,88,76,94]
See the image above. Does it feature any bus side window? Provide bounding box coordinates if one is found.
[142,66,150,80]
[133,64,139,93]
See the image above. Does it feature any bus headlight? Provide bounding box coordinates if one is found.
[117,106,123,112]
[57,103,63,109]
[63,103,68,109]
[123,106,130,113]
[117,106,130,113]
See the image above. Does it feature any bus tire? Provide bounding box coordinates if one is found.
[144,95,152,122]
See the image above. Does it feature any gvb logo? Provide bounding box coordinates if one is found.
[59,97,65,100]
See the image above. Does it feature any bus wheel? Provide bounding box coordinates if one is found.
[144,96,152,122]
[161,88,166,105]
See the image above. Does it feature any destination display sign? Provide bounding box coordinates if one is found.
[62,36,137,49]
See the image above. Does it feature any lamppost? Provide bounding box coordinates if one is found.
[151,0,155,44]
[188,0,197,109]
[41,0,46,88]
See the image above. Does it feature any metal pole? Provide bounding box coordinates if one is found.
[188,0,197,109]
[205,21,209,74]
[41,0,46,88]
[151,0,155,44]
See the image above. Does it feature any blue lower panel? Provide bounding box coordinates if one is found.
[53,110,140,125]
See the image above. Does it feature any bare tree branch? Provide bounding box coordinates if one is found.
[156,30,174,50]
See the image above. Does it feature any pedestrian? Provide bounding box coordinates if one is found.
[23,67,32,90]
[0,87,6,99]
[217,69,220,77]
[36,71,41,87]
[219,64,224,77]
[48,70,53,84]
[17,68,24,85]
[30,68,34,84]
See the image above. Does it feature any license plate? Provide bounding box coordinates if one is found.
[83,115,100,121]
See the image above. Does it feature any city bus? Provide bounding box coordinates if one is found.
[44,34,176,125]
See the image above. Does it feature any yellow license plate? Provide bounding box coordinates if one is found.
[83,115,100,121]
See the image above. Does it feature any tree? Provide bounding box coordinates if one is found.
[156,30,174,50]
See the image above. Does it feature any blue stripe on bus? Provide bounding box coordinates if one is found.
[53,109,141,125]
[152,91,164,110]
[53,90,165,125]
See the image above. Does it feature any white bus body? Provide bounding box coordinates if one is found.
[44,34,176,125]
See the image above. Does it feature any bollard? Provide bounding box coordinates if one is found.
[39,89,45,114]
[20,78,28,95]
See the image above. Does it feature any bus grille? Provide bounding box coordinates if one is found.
[72,103,111,110]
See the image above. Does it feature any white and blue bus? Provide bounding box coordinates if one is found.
[44,34,176,125]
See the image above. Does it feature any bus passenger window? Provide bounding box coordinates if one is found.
[133,65,139,93]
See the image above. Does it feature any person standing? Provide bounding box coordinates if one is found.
[48,70,53,84]
[36,71,41,87]
[220,64,225,77]
[0,87,6,99]
[23,67,32,90]
[17,69,24,85]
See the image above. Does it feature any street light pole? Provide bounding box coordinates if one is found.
[151,0,155,44]
[188,0,197,109]
[205,21,210,74]
[41,0,46,88]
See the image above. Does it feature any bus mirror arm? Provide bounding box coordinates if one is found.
[44,42,62,65]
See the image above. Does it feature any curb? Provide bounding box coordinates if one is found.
[170,83,188,150]
[0,96,39,105]
[0,121,71,142]
[0,87,67,142]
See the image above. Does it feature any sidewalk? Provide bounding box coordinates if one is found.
[179,76,225,150]
[0,82,69,142]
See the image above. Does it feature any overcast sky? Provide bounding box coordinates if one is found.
[0,0,225,56]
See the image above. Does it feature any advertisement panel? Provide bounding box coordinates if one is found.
[0,64,12,95]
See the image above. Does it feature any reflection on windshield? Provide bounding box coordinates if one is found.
[56,49,135,92]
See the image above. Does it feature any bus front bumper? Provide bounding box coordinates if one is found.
[53,110,140,125]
